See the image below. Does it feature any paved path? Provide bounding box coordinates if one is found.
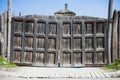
[0,67,120,80]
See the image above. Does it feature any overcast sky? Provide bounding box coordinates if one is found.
[0,0,120,18]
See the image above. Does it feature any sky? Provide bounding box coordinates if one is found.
[0,0,120,18]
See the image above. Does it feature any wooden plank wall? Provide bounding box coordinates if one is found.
[11,17,107,67]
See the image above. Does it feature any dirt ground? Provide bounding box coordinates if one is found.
[0,67,120,80]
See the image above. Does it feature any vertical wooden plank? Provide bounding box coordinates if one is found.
[82,21,85,65]
[24,51,32,62]
[93,22,97,63]
[35,52,44,64]
[7,0,12,61]
[44,21,48,66]
[72,22,75,66]
[97,52,104,63]
[86,52,93,63]
[60,21,63,67]
[2,12,8,57]
[13,51,21,62]
[111,10,118,62]
[107,0,114,63]
[104,22,107,64]
[10,18,14,61]
[118,11,120,58]
[56,21,60,67]
[71,21,74,67]
[32,19,37,63]
[0,14,2,56]
[21,20,25,62]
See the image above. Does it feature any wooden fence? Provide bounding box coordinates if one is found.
[10,17,109,67]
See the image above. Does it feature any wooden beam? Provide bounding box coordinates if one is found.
[32,19,37,63]
[104,22,108,64]
[107,0,114,63]
[44,21,48,66]
[118,11,120,58]
[82,21,85,65]
[21,20,25,62]
[93,22,97,64]
[7,0,12,61]
[71,21,74,67]
[111,10,118,62]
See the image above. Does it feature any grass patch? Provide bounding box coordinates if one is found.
[0,56,16,67]
[102,58,120,70]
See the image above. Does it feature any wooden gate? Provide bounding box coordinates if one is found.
[11,17,107,67]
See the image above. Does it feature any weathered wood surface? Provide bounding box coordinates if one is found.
[11,18,107,67]
[118,11,120,58]
[111,10,118,62]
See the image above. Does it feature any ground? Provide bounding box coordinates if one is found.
[0,67,120,80]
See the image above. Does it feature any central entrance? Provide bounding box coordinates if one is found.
[34,21,83,67]
[40,21,83,67]
[59,21,83,67]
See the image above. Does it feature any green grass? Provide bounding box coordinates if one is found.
[0,56,16,67]
[102,58,120,70]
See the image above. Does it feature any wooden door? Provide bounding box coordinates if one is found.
[11,18,107,67]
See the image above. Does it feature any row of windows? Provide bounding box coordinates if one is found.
[14,37,104,49]
[14,21,105,34]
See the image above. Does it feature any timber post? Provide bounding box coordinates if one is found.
[7,0,12,61]
[107,0,114,63]
[111,10,118,62]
